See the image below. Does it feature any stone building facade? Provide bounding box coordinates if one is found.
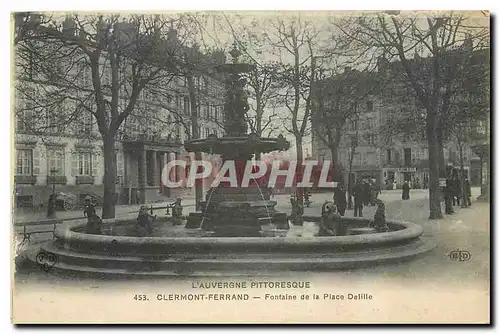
[14,19,226,210]
[312,49,489,190]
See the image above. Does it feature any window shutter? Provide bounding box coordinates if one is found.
[71,152,78,176]
[92,151,100,177]
[32,148,40,175]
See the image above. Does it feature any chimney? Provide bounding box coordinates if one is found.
[464,33,473,50]
[377,56,388,73]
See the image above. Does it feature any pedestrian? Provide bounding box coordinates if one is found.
[46,193,56,218]
[363,180,371,206]
[353,180,364,217]
[370,181,380,206]
[83,195,96,218]
[465,176,472,207]
[444,178,455,214]
[402,181,410,200]
[333,185,347,216]
[452,177,461,206]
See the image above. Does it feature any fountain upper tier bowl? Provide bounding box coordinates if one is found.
[184,134,290,156]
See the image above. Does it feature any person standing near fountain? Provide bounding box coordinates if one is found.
[402,181,410,200]
[333,185,347,216]
[83,195,96,218]
[353,180,364,217]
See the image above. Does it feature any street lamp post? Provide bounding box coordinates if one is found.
[47,167,58,218]
[456,123,469,208]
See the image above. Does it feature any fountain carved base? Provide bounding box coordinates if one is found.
[185,185,289,236]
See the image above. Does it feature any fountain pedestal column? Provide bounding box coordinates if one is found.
[183,43,291,236]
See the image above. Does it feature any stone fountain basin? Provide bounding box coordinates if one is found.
[25,216,435,276]
[48,216,423,254]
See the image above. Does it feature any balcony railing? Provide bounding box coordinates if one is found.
[47,175,67,185]
[15,175,37,185]
[75,175,95,185]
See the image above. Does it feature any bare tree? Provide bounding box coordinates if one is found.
[261,14,322,200]
[312,65,379,182]
[15,13,196,218]
[335,11,489,219]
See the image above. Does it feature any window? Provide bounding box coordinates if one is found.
[16,149,32,175]
[184,97,190,115]
[353,153,361,166]
[76,63,90,87]
[47,148,65,176]
[175,96,181,110]
[404,148,412,166]
[16,101,34,134]
[205,128,210,138]
[206,104,211,119]
[166,94,173,104]
[47,107,61,134]
[116,151,124,177]
[350,120,358,131]
[78,111,93,135]
[214,106,219,122]
[367,118,376,129]
[367,134,377,145]
[367,152,376,166]
[366,101,373,112]
[127,115,140,134]
[77,152,92,176]
[386,149,392,163]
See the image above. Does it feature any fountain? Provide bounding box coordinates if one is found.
[183,43,290,236]
[23,45,436,277]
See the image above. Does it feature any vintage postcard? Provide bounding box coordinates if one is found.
[11,10,490,324]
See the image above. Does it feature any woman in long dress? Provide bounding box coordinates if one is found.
[402,181,410,200]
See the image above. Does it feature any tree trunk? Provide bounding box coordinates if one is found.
[426,111,443,219]
[102,134,117,219]
[295,137,303,201]
[186,73,204,210]
[437,128,446,178]
[330,146,340,183]
[347,147,355,210]
[458,142,467,208]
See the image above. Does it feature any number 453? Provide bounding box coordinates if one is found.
[134,294,148,301]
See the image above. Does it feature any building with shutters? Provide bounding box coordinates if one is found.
[311,46,490,190]
[14,18,226,210]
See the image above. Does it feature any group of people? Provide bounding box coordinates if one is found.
[444,175,472,214]
[352,179,381,218]
[331,179,381,218]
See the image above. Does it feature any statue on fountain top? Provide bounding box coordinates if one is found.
[224,75,249,136]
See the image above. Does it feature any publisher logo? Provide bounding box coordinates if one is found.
[449,249,471,262]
